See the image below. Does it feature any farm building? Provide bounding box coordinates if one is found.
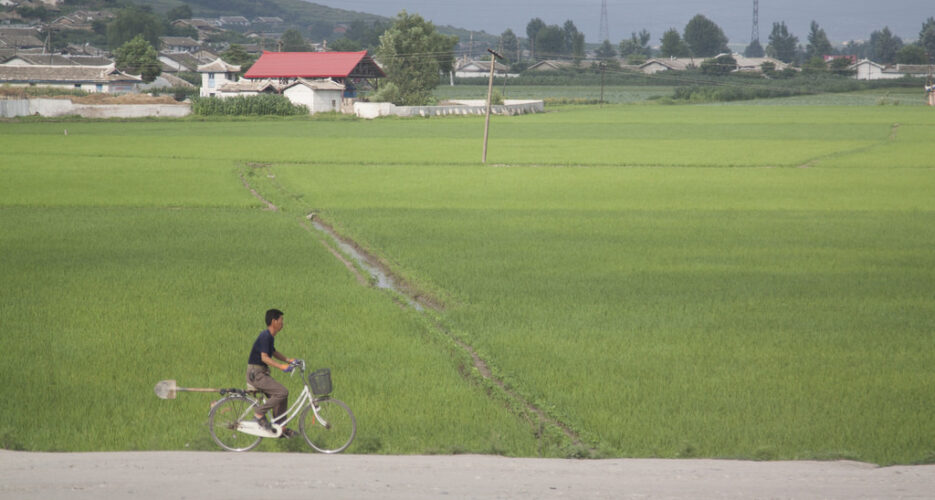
[850,60,934,80]
[526,60,578,72]
[243,50,384,94]
[197,51,383,114]
[454,57,509,78]
[639,55,787,75]
[160,36,201,53]
[638,58,698,74]
[0,64,141,92]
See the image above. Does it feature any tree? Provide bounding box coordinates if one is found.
[700,54,736,76]
[375,11,457,105]
[107,7,162,49]
[562,20,579,55]
[802,56,827,75]
[896,44,927,64]
[526,18,545,60]
[571,32,585,62]
[919,18,935,62]
[659,28,690,58]
[500,29,519,63]
[619,29,651,59]
[535,25,564,59]
[683,14,729,57]
[869,27,902,64]
[344,19,388,51]
[221,43,256,76]
[766,22,798,63]
[829,57,855,76]
[595,39,617,61]
[744,39,765,58]
[760,61,777,76]
[806,21,833,60]
[15,5,52,22]
[114,34,160,82]
[280,29,309,52]
[166,5,192,22]
[330,38,362,52]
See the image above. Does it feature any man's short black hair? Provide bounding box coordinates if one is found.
[265,308,284,326]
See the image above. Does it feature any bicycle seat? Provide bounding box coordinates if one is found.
[246,382,258,392]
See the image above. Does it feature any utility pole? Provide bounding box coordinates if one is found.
[482,48,503,164]
[599,62,606,107]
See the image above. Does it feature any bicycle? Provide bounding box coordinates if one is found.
[208,359,356,453]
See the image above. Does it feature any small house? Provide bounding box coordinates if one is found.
[0,64,141,92]
[196,58,241,97]
[454,57,509,78]
[282,78,345,113]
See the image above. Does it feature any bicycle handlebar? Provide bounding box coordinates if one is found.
[289,359,306,376]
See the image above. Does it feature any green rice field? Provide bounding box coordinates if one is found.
[1,103,934,464]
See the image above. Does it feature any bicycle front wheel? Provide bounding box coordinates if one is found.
[299,397,356,453]
[209,395,262,452]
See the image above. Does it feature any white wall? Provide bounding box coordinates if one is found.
[354,100,544,119]
[0,98,191,118]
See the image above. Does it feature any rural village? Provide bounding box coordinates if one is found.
[2,0,934,118]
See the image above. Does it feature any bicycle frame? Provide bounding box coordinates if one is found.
[248,360,330,434]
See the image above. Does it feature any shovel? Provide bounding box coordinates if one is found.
[154,379,220,400]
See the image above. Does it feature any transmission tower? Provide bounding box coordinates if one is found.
[750,0,759,44]
[599,0,609,42]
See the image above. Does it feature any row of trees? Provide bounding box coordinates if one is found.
[507,14,935,67]
[752,19,935,65]
[524,19,585,61]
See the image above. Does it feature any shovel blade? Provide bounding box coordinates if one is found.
[154,379,178,400]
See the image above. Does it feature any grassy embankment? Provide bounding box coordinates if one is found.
[1,105,933,463]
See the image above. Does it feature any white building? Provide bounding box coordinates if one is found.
[850,59,895,81]
[282,78,345,113]
[196,58,240,97]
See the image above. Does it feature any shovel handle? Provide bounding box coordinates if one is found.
[177,387,220,393]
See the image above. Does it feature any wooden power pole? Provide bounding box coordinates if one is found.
[482,49,503,164]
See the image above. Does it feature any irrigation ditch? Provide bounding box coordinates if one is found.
[240,164,590,456]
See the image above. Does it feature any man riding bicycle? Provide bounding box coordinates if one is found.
[246,308,297,438]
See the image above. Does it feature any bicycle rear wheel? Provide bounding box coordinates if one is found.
[209,395,262,452]
[299,397,356,453]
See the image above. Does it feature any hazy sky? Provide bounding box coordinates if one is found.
[317,0,931,46]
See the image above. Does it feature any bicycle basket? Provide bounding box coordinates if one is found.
[309,368,332,396]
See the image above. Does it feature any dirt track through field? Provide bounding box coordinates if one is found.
[241,166,588,451]
[3,450,934,499]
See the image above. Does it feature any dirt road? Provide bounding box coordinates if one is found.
[3,450,934,499]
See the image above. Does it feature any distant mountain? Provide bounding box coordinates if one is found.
[134,0,497,45]
[137,0,385,26]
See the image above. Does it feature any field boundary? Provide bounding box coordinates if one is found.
[307,213,589,452]
[797,121,902,168]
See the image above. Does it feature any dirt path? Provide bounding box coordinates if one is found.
[2,450,934,499]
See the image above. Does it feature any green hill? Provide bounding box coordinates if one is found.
[135,0,498,44]
[138,0,386,25]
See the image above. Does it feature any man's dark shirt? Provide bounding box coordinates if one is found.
[248,329,275,366]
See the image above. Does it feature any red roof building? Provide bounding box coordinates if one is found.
[243,51,385,81]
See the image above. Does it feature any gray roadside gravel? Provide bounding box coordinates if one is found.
[2,450,935,499]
